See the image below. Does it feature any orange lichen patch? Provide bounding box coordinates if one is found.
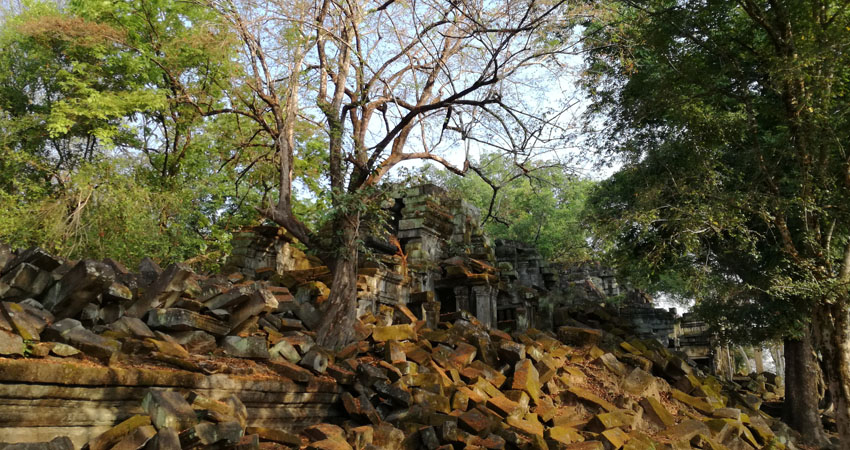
[16,16,126,46]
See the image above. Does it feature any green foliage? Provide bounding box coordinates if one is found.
[421,154,596,264]
[0,1,262,269]
[0,158,228,269]
[581,0,850,344]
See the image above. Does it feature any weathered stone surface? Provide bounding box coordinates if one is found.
[245,427,301,445]
[141,389,197,432]
[306,440,352,450]
[561,442,603,450]
[621,368,656,396]
[601,427,629,449]
[204,284,254,310]
[42,260,115,319]
[567,386,617,412]
[712,407,741,421]
[672,388,714,415]
[102,282,133,304]
[169,330,216,354]
[3,247,62,274]
[1,263,47,299]
[222,336,270,359]
[660,419,710,443]
[294,302,322,330]
[110,317,156,339]
[140,427,181,450]
[125,264,192,318]
[0,436,74,450]
[506,414,544,438]
[587,410,633,433]
[546,425,583,445]
[299,348,328,373]
[2,301,51,341]
[146,308,229,336]
[511,359,541,404]
[88,415,152,450]
[487,395,521,417]
[595,353,627,377]
[372,324,417,342]
[459,408,491,435]
[266,359,314,383]
[557,326,602,346]
[111,425,156,450]
[639,397,674,428]
[50,342,80,357]
[229,288,278,331]
[179,421,243,446]
[65,328,120,361]
[0,328,24,356]
[304,423,346,442]
[269,338,301,363]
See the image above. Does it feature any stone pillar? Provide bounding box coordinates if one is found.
[471,285,496,328]
[453,286,470,314]
[423,301,441,329]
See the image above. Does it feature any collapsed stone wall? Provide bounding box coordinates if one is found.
[225,184,552,334]
[0,241,799,449]
[225,185,715,370]
[553,263,715,370]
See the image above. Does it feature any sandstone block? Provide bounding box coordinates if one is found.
[110,316,156,339]
[43,260,116,319]
[372,324,417,342]
[229,288,278,331]
[147,308,229,336]
[222,336,269,359]
[660,419,710,443]
[640,397,674,428]
[0,328,24,356]
[459,408,492,435]
[487,395,521,418]
[601,427,629,449]
[546,425,583,445]
[245,427,301,445]
[269,338,301,363]
[88,415,153,450]
[179,421,243,447]
[672,388,715,415]
[142,389,197,432]
[557,326,602,346]
[266,359,314,383]
[144,428,181,450]
[621,368,657,397]
[125,264,192,317]
[299,348,329,373]
[511,359,541,404]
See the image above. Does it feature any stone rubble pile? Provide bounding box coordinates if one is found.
[0,244,799,450]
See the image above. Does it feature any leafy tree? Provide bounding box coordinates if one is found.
[423,154,596,265]
[581,0,850,444]
[0,0,264,268]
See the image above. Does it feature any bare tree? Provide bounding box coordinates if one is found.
[197,0,578,348]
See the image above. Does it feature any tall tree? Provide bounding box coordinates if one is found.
[0,0,274,267]
[582,0,850,445]
[182,0,579,348]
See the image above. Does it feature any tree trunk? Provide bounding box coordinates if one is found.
[814,302,850,448]
[754,347,764,373]
[314,213,360,350]
[784,328,829,447]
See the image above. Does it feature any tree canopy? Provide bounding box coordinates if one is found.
[580,0,850,442]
